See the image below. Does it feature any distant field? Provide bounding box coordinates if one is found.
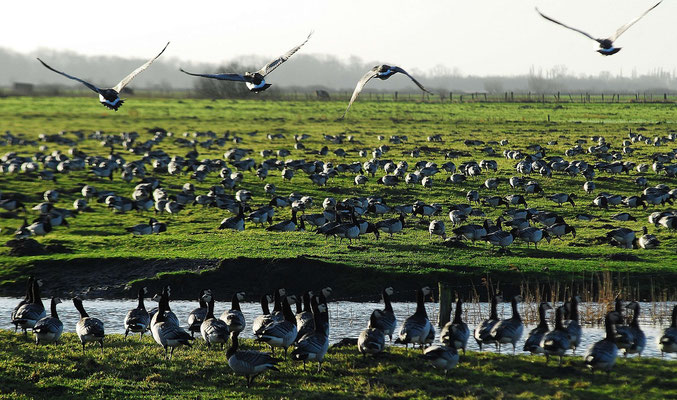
[0,96,676,295]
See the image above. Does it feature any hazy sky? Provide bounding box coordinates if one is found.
[3,0,674,77]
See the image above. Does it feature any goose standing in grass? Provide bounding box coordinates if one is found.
[563,295,583,354]
[33,297,63,345]
[368,287,397,342]
[523,302,552,355]
[296,291,315,342]
[38,42,169,110]
[221,291,246,335]
[584,311,622,373]
[638,226,660,249]
[420,345,459,375]
[428,220,446,240]
[124,287,150,340]
[440,298,470,354]
[395,287,433,349]
[541,306,571,365]
[187,289,209,338]
[181,32,312,93]
[228,331,281,388]
[266,210,304,232]
[658,305,677,356]
[73,297,105,353]
[201,291,229,349]
[357,310,386,357]
[12,278,46,335]
[475,293,502,351]
[622,301,646,357]
[150,286,180,327]
[376,213,405,238]
[548,193,576,207]
[252,294,275,336]
[291,296,330,371]
[151,289,193,360]
[256,294,297,357]
[606,228,637,249]
[219,203,245,231]
[489,295,524,354]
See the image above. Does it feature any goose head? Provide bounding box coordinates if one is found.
[321,287,333,298]
[385,287,394,296]
[236,292,246,302]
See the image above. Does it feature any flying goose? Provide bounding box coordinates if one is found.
[584,311,622,373]
[489,295,524,354]
[187,289,209,338]
[395,287,433,348]
[124,287,150,340]
[227,331,281,387]
[181,32,312,93]
[341,65,432,118]
[12,278,46,335]
[200,291,229,349]
[33,297,63,345]
[357,310,386,356]
[440,298,470,354]
[220,292,246,335]
[151,289,193,359]
[541,306,571,365]
[536,2,662,56]
[291,296,330,371]
[38,42,169,110]
[368,287,397,341]
[658,305,677,356]
[420,345,459,375]
[563,295,583,354]
[73,297,105,353]
[255,294,298,357]
[523,302,552,355]
[474,293,502,351]
[622,301,646,357]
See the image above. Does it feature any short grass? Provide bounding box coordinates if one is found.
[0,331,675,399]
[0,96,676,286]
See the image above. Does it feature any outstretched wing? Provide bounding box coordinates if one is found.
[113,42,170,92]
[340,66,380,119]
[257,31,313,77]
[179,68,249,82]
[390,66,433,94]
[37,58,102,94]
[536,8,599,42]
[610,1,662,42]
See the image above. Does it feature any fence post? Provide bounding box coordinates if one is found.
[438,282,452,327]
[394,91,398,101]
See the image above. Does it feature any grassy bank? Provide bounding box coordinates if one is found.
[0,331,675,399]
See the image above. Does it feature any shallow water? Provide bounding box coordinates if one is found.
[2,297,675,360]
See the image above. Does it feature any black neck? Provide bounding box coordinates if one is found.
[295,296,302,314]
[604,313,616,340]
[453,299,463,324]
[282,296,295,323]
[311,297,323,333]
[672,305,677,328]
[226,333,239,358]
[73,299,88,318]
[383,289,393,313]
[415,289,428,318]
[489,296,498,320]
[50,298,58,319]
[198,290,207,308]
[32,280,43,308]
[157,293,168,323]
[231,293,241,312]
[554,307,564,330]
[629,304,640,327]
[206,297,215,320]
[511,297,521,321]
[569,296,579,322]
[137,289,145,310]
[25,277,33,303]
[163,288,172,312]
[537,304,548,328]
[303,292,312,313]
[273,290,282,313]
[260,295,270,315]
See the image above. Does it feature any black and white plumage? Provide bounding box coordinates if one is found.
[489,295,524,354]
[219,204,245,231]
[395,287,433,348]
[180,32,312,93]
[187,289,209,338]
[584,311,622,373]
[420,345,459,375]
[11,276,33,331]
[33,297,63,345]
[563,295,583,354]
[221,292,246,335]
[541,306,571,365]
[12,278,46,335]
[440,298,470,354]
[622,301,646,357]
[536,2,662,56]
[227,331,281,388]
[296,291,315,343]
[613,298,635,351]
[523,302,552,355]
[252,293,275,336]
[124,287,150,340]
[151,289,193,360]
[368,287,397,341]
[255,294,297,357]
[357,310,386,356]
[341,65,432,118]
[37,42,169,110]
[291,297,330,371]
[474,294,502,351]
[149,286,180,327]
[73,297,105,353]
[659,305,677,356]
[200,291,229,349]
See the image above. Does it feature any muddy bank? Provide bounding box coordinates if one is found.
[1,256,676,301]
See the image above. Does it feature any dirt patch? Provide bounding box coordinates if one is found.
[6,239,72,256]
[606,253,641,262]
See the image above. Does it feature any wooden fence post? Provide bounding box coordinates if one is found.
[438,282,452,327]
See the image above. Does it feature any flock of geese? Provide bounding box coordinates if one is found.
[9,277,677,386]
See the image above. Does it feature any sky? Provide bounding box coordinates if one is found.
[2,0,675,77]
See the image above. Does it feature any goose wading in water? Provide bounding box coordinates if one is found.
[12,278,46,335]
[563,295,583,354]
[474,293,502,351]
[291,296,330,371]
[489,295,524,354]
[440,298,470,354]
[622,301,646,357]
[523,302,552,355]
[536,1,662,56]
[180,32,312,93]
[368,287,397,342]
[73,297,105,353]
[38,42,169,110]
[124,287,151,340]
[200,291,229,349]
[395,287,433,349]
[187,289,209,338]
[584,311,622,374]
[32,297,63,345]
[541,306,571,366]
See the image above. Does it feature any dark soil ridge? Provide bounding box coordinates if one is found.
[1,256,676,301]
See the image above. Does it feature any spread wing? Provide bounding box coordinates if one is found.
[390,66,432,94]
[340,66,381,119]
[610,1,662,42]
[257,31,313,77]
[179,68,249,82]
[37,58,102,94]
[536,8,599,42]
[113,42,170,92]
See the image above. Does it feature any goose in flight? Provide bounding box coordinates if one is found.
[341,65,432,118]
[536,2,662,55]
[37,42,170,110]
[180,32,312,93]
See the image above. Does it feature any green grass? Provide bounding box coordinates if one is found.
[0,331,675,399]
[1,96,676,289]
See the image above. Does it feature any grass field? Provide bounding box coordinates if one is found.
[0,331,675,400]
[0,96,676,296]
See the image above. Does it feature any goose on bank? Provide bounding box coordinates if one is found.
[150,286,180,327]
[227,331,281,388]
[563,295,583,354]
[38,42,169,110]
[395,287,433,348]
[541,306,571,365]
[73,297,105,353]
[266,210,304,232]
[296,291,315,342]
[219,203,246,231]
[440,298,470,354]
[523,302,552,355]
[622,301,646,357]
[151,289,193,359]
[658,305,677,356]
[420,345,459,375]
[124,287,150,340]
[187,289,209,338]
[474,293,502,351]
[489,295,524,354]
[181,32,312,93]
[368,287,397,341]
[11,276,33,330]
[221,291,246,335]
[33,297,63,345]
[376,214,405,238]
[201,291,229,349]
[12,278,46,335]
[357,310,386,356]
[584,311,622,373]
[291,296,330,371]
[255,294,298,357]
[252,294,275,336]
